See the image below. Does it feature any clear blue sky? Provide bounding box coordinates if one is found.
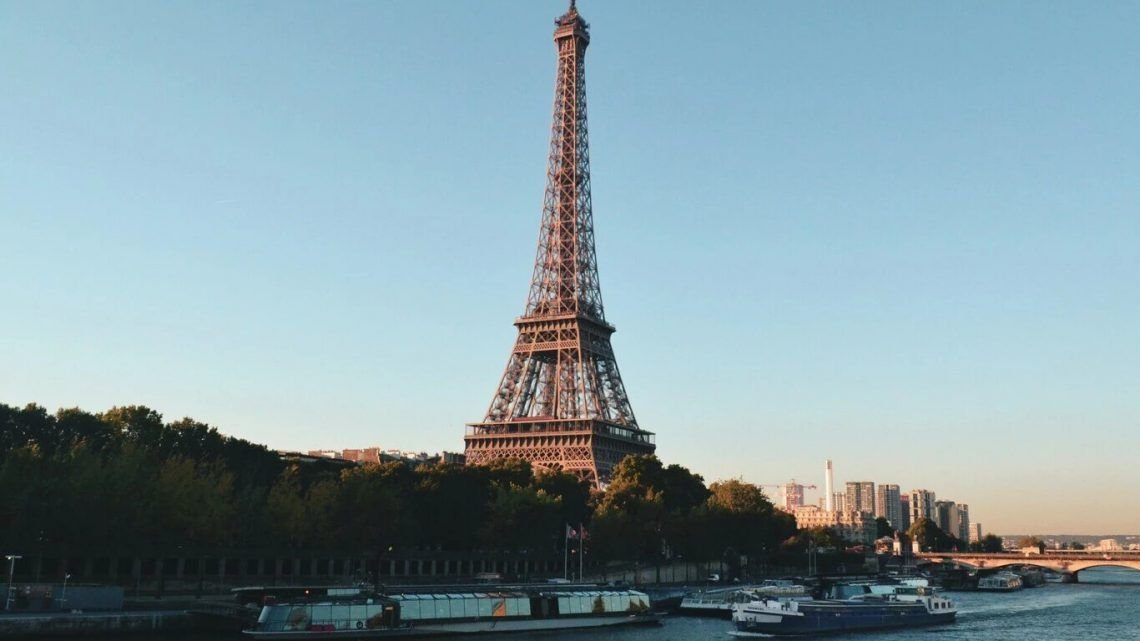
[2,1,1137,534]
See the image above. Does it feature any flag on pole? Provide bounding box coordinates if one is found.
[566,524,578,540]
[563,523,572,580]
[578,522,585,581]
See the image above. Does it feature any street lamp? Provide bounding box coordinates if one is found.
[61,573,71,611]
[5,555,22,611]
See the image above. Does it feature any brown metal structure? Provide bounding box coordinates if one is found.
[464,1,655,486]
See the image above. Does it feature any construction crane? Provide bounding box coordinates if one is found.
[759,480,818,490]
[760,480,819,510]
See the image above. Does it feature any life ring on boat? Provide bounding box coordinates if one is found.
[356,621,364,630]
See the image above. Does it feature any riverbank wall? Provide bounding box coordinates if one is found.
[0,610,192,637]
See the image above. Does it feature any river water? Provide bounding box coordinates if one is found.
[628,567,1140,641]
[74,567,1140,641]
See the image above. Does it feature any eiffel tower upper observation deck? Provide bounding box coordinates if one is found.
[464,1,655,486]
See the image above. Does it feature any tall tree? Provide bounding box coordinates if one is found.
[875,516,896,538]
[480,483,562,552]
[704,480,796,571]
[980,534,1004,553]
[533,469,592,527]
[908,518,963,552]
[100,406,165,453]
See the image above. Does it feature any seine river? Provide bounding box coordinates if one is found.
[79,567,1140,641]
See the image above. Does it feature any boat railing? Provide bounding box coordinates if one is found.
[260,619,404,633]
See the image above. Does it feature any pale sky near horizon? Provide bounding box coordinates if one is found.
[2,1,1138,535]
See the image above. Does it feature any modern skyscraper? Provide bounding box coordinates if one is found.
[970,523,983,543]
[899,494,911,531]
[876,484,902,528]
[824,459,835,512]
[934,500,957,534]
[845,481,876,515]
[909,489,936,524]
[955,503,970,542]
[463,2,656,485]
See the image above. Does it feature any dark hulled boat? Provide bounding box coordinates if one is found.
[730,585,956,636]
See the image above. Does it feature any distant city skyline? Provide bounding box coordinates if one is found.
[2,1,1138,534]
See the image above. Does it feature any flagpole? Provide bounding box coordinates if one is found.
[578,522,584,582]
[563,524,569,580]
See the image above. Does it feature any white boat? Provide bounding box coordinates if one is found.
[243,588,659,639]
[829,578,929,599]
[679,587,750,617]
[680,580,807,618]
[977,572,1024,592]
[749,579,810,598]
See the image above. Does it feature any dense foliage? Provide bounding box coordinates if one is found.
[0,404,795,567]
[907,517,968,552]
[974,533,1005,553]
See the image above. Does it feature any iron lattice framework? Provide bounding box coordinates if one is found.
[465,1,655,486]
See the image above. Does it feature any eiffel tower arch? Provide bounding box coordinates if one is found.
[464,2,656,487]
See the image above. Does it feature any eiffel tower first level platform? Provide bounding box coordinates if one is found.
[464,2,655,486]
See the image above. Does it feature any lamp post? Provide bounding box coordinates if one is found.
[5,555,22,611]
[35,532,45,583]
[61,573,71,611]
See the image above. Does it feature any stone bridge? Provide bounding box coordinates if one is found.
[915,551,1140,579]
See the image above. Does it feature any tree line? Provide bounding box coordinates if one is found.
[0,403,798,570]
[898,517,1004,553]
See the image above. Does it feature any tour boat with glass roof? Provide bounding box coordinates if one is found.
[243,586,659,639]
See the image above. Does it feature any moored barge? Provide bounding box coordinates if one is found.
[243,587,659,639]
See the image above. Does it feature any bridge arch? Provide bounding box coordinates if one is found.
[1070,563,1140,578]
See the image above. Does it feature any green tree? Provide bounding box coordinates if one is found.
[1017,536,1046,553]
[153,457,236,546]
[782,526,848,552]
[265,468,308,547]
[980,534,1004,553]
[702,480,795,577]
[533,469,592,528]
[660,464,710,515]
[55,408,116,455]
[593,456,670,562]
[907,518,961,552]
[482,458,534,488]
[100,406,165,452]
[875,516,895,538]
[413,463,494,550]
[333,464,408,553]
[602,455,666,512]
[707,480,768,514]
[480,483,562,552]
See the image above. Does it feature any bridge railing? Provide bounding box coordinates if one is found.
[916,551,1140,560]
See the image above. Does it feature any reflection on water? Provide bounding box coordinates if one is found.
[1075,565,1140,584]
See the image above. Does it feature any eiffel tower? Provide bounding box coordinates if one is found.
[464,1,655,486]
